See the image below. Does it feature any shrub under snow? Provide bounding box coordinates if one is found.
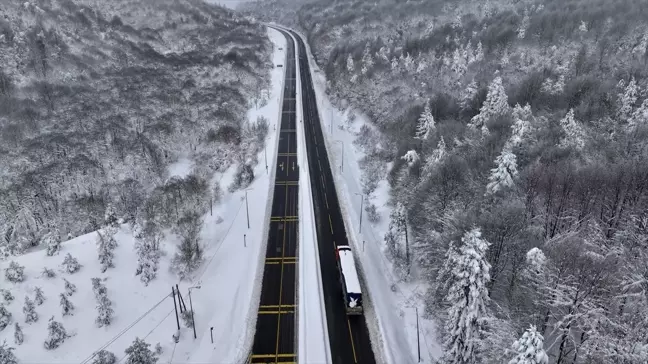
[43,317,69,350]
[61,253,82,274]
[4,261,25,283]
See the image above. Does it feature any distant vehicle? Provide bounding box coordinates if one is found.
[277,64,283,67]
[336,245,363,315]
[279,47,283,50]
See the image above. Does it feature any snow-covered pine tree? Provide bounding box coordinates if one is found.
[1,289,14,304]
[59,294,74,316]
[124,338,158,364]
[415,102,435,140]
[486,148,519,195]
[61,253,81,274]
[346,54,354,73]
[43,317,68,350]
[401,150,420,167]
[104,204,119,227]
[154,343,163,355]
[361,44,374,75]
[41,267,56,278]
[34,286,45,305]
[14,323,23,345]
[508,325,549,364]
[474,41,484,62]
[384,203,409,272]
[23,296,37,324]
[5,261,25,283]
[470,76,509,135]
[64,279,76,296]
[44,230,62,256]
[443,228,491,364]
[506,103,533,148]
[390,56,399,71]
[171,212,204,280]
[559,109,586,150]
[92,350,117,364]
[451,48,466,75]
[403,53,414,72]
[421,137,447,179]
[518,10,529,38]
[96,230,117,273]
[0,304,11,331]
[0,340,18,364]
[135,240,160,286]
[579,20,588,33]
[460,79,478,110]
[617,77,638,121]
[92,278,114,327]
[628,98,648,131]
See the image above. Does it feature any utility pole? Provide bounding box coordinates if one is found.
[188,286,201,339]
[210,327,214,344]
[330,108,333,134]
[334,140,344,172]
[245,189,250,229]
[171,287,180,331]
[244,234,247,247]
[176,284,186,312]
[264,144,268,173]
[355,193,364,233]
[416,307,421,362]
[405,212,410,275]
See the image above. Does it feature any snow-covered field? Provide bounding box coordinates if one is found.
[0,28,286,364]
[293,29,444,363]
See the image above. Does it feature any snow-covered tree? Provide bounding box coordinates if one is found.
[470,77,509,134]
[390,56,399,71]
[346,54,354,73]
[403,53,414,72]
[22,296,37,324]
[518,10,530,38]
[361,45,374,75]
[460,79,478,110]
[154,343,163,355]
[124,338,158,364]
[559,109,586,150]
[628,98,648,130]
[508,325,548,364]
[421,137,447,179]
[0,305,11,331]
[415,102,435,140]
[104,204,119,227]
[401,150,420,167]
[0,341,18,364]
[416,58,427,73]
[134,223,162,285]
[579,20,588,33]
[474,41,484,62]
[13,323,23,345]
[43,317,69,350]
[451,48,467,75]
[34,286,45,305]
[5,261,25,283]
[486,148,519,195]
[506,103,533,148]
[92,278,114,327]
[384,202,409,274]
[92,350,117,364]
[44,230,61,256]
[96,230,117,273]
[171,212,204,280]
[59,294,74,316]
[64,279,76,296]
[442,228,491,364]
[617,77,638,121]
[41,267,56,278]
[541,76,565,95]
[1,290,14,304]
[61,253,81,274]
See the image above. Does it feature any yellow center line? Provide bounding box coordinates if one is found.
[347,318,358,363]
[275,180,290,361]
[324,191,329,209]
[328,215,334,234]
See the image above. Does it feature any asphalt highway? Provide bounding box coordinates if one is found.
[249,31,299,364]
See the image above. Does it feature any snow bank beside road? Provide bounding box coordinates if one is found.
[291,29,444,363]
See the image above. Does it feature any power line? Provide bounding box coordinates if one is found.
[116,309,175,363]
[79,293,171,364]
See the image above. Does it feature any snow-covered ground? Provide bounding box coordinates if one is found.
[289,29,331,364]
[292,29,444,363]
[0,28,287,364]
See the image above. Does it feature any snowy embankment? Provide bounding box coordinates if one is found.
[0,28,286,364]
[292,29,444,363]
[287,29,332,364]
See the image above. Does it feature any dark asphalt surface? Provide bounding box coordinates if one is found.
[249,31,299,364]
[288,29,378,364]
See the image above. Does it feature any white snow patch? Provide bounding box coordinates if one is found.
[167,156,193,178]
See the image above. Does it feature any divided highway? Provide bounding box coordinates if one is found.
[248,30,299,364]
[288,29,377,364]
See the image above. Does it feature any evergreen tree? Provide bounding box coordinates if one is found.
[34,286,45,305]
[508,325,549,364]
[361,44,374,75]
[104,204,119,227]
[628,98,648,130]
[0,304,11,331]
[460,79,478,110]
[617,77,638,121]
[64,279,76,296]
[518,10,529,38]
[61,253,82,274]
[451,48,467,75]
[474,41,484,62]
[390,56,399,71]
[0,341,18,364]
[13,323,23,345]
[134,223,162,285]
[443,228,491,364]
[43,317,68,350]
[92,278,113,327]
[59,294,74,316]
[124,338,158,364]
[41,267,56,278]
[507,103,533,148]
[346,54,354,73]
[154,343,163,355]
[401,150,420,167]
[23,296,37,324]
[4,261,25,283]
[415,102,435,140]
[384,203,409,272]
[170,212,204,280]
[1,289,14,304]
[486,148,519,195]
[559,109,586,150]
[96,230,117,273]
[44,230,62,256]
[470,76,509,135]
[92,350,117,364]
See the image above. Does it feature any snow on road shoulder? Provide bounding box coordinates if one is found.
[292,29,444,363]
[289,29,331,364]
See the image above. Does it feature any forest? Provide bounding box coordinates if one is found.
[0,0,272,258]
[242,0,648,362]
